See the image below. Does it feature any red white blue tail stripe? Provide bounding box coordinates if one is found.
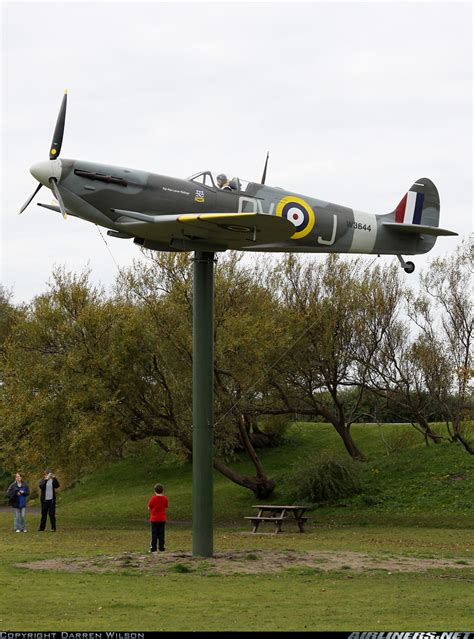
[395,190,425,224]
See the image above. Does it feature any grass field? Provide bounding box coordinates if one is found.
[1,422,473,631]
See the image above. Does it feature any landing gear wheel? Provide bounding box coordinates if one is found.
[404,261,415,274]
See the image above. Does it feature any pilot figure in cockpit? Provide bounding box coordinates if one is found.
[216,174,232,191]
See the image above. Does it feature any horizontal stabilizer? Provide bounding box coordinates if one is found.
[383,222,458,237]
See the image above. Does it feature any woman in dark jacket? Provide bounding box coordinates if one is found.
[5,472,30,532]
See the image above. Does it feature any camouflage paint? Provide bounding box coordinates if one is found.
[40,158,451,260]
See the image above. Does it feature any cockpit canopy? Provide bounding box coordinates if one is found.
[187,170,250,192]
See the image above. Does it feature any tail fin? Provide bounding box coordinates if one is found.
[383,178,457,237]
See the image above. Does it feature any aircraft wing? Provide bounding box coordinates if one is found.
[112,209,295,249]
[383,222,458,237]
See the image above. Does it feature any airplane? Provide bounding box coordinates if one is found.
[19,92,458,273]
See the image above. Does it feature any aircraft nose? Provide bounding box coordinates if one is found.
[30,159,62,187]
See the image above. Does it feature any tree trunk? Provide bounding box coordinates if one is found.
[238,414,269,480]
[332,421,365,460]
[244,413,274,448]
[212,457,276,498]
[180,432,276,497]
[452,416,474,454]
[416,415,444,444]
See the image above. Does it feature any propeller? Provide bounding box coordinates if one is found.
[261,151,269,185]
[49,90,67,160]
[50,178,67,220]
[19,182,43,215]
[19,90,68,218]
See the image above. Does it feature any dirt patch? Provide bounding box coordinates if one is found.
[18,549,474,576]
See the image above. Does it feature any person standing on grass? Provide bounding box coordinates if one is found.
[38,470,60,531]
[148,483,168,553]
[5,472,30,532]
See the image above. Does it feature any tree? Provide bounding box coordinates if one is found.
[0,286,17,348]
[0,269,131,480]
[117,251,282,497]
[0,286,20,391]
[261,254,403,460]
[407,240,473,452]
[364,319,446,443]
[363,240,473,451]
[0,257,282,496]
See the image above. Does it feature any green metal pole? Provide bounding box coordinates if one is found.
[192,251,215,557]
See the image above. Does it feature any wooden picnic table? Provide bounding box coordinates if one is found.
[244,504,309,534]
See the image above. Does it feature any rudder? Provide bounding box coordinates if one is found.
[383,177,456,242]
[392,177,440,227]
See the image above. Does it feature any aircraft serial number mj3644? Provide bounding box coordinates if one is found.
[20,92,457,273]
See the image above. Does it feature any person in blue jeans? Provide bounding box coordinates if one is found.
[5,472,30,532]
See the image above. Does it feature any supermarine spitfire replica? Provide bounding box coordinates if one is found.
[20,92,457,273]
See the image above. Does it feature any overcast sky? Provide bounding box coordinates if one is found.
[1,0,472,304]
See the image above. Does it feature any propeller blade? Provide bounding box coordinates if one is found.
[49,178,67,219]
[49,90,68,160]
[19,182,43,214]
[261,151,269,185]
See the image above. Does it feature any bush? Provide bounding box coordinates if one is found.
[286,455,362,505]
[253,415,290,447]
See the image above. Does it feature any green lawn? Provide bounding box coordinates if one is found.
[1,523,473,631]
[1,422,473,631]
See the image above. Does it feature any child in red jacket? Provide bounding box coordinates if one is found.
[148,483,168,553]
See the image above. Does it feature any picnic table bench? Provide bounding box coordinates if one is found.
[244,505,309,534]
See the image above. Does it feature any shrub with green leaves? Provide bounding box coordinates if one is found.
[286,455,362,505]
[255,415,290,446]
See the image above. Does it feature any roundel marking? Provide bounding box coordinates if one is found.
[276,196,315,239]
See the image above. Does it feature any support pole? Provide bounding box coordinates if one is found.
[192,251,215,557]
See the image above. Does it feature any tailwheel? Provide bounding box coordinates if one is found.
[397,255,415,274]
